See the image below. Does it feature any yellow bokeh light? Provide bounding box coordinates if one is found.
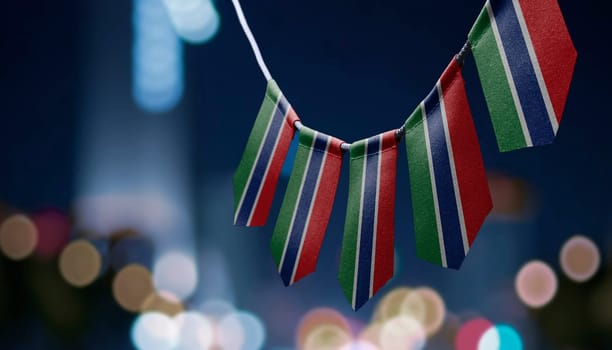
[112,264,155,312]
[373,287,413,323]
[515,260,558,308]
[404,288,446,337]
[141,291,184,316]
[0,214,38,260]
[297,308,349,349]
[560,235,600,283]
[59,240,102,287]
[302,324,352,350]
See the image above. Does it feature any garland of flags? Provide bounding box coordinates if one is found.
[231,0,577,310]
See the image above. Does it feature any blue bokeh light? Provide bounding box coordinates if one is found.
[133,0,184,113]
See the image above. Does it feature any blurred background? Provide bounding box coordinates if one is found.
[0,0,610,349]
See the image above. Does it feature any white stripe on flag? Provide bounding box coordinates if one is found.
[486,1,533,147]
[234,93,283,224]
[248,102,291,225]
[369,135,383,298]
[437,83,469,255]
[278,131,316,273]
[512,0,559,133]
[352,141,368,309]
[422,102,448,268]
[289,139,330,284]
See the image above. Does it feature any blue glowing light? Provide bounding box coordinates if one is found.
[479,324,523,350]
[163,0,221,44]
[133,0,184,113]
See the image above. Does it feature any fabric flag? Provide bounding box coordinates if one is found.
[404,59,492,270]
[339,131,398,310]
[469,0,577,152]
[233,80,300,227]
[270,126,344,286]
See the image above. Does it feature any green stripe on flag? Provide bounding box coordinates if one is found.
[233,80,283,208]
[404,107,443,266]
[338,139,366,304]
[468,7,527,152]
[270,127,316,267]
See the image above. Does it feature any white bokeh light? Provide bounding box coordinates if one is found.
[174,311,214,349]
[234,311,266,350]
[217,311,246,350]
[340,340,379,350]
[153,251,198,301]
[131,312,179,350]
[380,316,426,350]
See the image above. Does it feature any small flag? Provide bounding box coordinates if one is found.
[404,59,492,269]
[233,80,300,226]
[339,131,398,310]
[469,0,577,152]
[270,126,344,286]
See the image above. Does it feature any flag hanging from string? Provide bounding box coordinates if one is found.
[233,80,300,227]
[270,126,344,286]
[229,0,576,310]
[469,0,577,152]
[339,131,398,310]
[404,59,492,269]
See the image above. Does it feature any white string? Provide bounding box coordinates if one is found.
[231,0,273,81]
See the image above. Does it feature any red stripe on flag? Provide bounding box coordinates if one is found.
[250,108,300,226]
[372,131,397,295]
[441,60,492,246]
[518,0,577,123]
[293,145,343,283]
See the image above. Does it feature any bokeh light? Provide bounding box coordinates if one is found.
[163,0,220,44]
[455,318,494,350]
[515,261,558,308]
[560,235,600,282]
[0,214,38,260]
[141,290,184,316]
[379,315,426,350]
[404,287,446,337]
[302,324,352,350]
[358,323,383,347]
[113,264,155,312]
[32,209,71,259]
[153,251,198,301]
[199,299,235,320]
[479,324,523,350]
[340,340,379,350]
[131,312,178,350]
[174,311,214,350]
[398,290,426,324]
[133,0,184,113]
[487,173,532,219]
[217,311,246,350]
[297,308,350,349]
[59,239,102,287]
[373,287,414,323]
[234,311,266,350]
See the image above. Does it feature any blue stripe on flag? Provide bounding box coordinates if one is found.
[355,135,380,308]
[424,87,465,269]
[490,0,554,145]
[279,134,329,285]
[235,98,287,226]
